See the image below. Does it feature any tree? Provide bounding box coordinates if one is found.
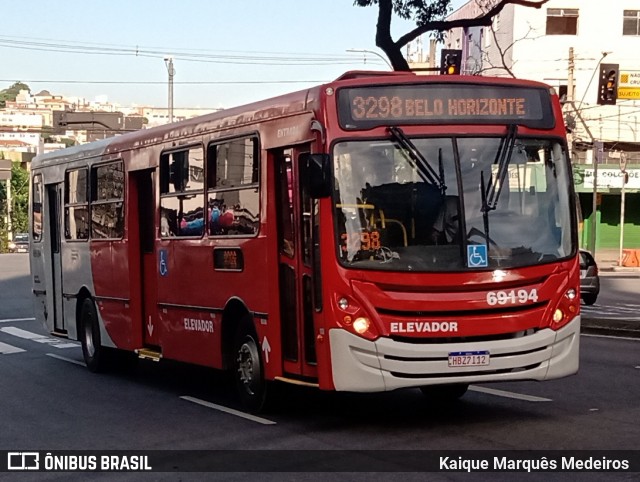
[0,81,30,108]
[0,161,30,251]
[354,0,549,71]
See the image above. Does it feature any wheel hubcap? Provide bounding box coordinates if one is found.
[237,339,260,395]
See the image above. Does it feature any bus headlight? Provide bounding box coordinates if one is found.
[552,309,564,323]
[550,286,580,329]
[352,317,371,335]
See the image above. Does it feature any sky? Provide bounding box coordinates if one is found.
[0,0,466,110]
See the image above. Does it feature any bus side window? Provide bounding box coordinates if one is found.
[32,174,43,242]
[206,137,260,237]
[64,168,90,241]
[160,147,205,238]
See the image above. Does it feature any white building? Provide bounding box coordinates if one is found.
[444,0,640,252]
[0,112,43,154]
[445,0,640,149]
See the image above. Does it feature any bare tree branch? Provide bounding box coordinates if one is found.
[394,0,549,55]
[360,0,550,71]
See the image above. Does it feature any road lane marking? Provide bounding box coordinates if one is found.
[0,317,36,324]
[0,327,78,348]
[1,326,46,339]
[470,386,552,402]
[180,396,276,425]
[582,333,640,342]
[0,341,25,354]
[46,353,86,366]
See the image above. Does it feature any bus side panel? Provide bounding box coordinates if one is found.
[91,239,137,350]
[60,241,92,340]
[155,238,272,369]
[155,243,218,366]
[157,306,221,367]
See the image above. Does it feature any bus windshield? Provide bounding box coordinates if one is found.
[332,135,573,271]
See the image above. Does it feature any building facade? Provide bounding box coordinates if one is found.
[445,0,640,252]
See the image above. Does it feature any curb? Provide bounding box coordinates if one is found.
[598,263,640,273]
[581,317,640,339]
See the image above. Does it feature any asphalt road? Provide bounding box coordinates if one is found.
[580,271,640,338]
[1,253,639,480]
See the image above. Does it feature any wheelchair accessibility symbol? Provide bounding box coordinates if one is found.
[467,245,488,268]
[159,249,168,276]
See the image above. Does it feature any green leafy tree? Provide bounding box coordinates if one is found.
[0,81,30,108]
[0,162,30,251]
[354,0,549,71]
[9,163,30,234]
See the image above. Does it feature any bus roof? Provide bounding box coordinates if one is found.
[32,70,555,168]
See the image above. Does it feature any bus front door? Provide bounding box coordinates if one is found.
[275,147,317,379]
[45,183,64,334]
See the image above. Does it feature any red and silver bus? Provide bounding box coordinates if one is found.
[30,71,580,410]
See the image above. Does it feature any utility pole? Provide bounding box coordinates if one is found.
[567,47,575,101]
[566,47,575,159]
[591,140,602,255]
[618,152,627,266]
[164,57,175,123]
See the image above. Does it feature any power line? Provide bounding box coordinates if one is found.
[0,35,384,66]
[587,108,640,122]
[0,79,329,85]
[0,33,362,58]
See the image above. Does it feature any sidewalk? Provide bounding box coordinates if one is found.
[593,247,640,273]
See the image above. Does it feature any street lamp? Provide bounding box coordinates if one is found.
[164,57,175,124]
[346,48,393,70]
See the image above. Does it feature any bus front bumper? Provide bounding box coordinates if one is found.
[329,316,580,392]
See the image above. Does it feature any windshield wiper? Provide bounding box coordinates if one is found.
[479,124,518,250]
[484,124,518,211]
[387,126,446,195]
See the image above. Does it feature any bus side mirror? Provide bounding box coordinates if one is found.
[302,153,331,198]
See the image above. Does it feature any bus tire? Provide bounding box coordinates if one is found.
[420,383,469,402]
[233,319,268,412]
[80,298,108,373]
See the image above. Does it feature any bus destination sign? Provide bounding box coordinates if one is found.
[337,84,554,130]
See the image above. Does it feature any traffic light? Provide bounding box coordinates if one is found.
[597,63,619,105]
[440,49,462,75]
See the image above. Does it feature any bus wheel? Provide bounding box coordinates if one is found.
[80,298,107,373]
[420,383,469,402]
[233,322,267,412]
